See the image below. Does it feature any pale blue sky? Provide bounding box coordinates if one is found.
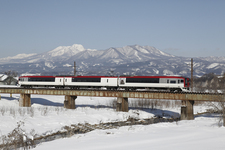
[0,0,224,58]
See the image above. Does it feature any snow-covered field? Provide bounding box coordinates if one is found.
[0,90,225,150]
[36,118,225,150]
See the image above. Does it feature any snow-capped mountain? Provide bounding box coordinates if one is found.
[0,44,224,77]
[0,44,172,64]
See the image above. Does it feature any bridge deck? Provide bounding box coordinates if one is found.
[0,87,224,101]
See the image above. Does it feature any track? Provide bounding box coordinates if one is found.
[0,87,223,95]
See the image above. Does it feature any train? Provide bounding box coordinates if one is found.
[18,75,190,91]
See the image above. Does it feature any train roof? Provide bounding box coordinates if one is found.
[19,75,189,79]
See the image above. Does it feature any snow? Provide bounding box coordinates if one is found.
[101,48,120,59]
[0,94,155,136]
[158,49,174,57]
[0,53,36,60]
[35,118,225,150]
[110,59,123,64]
[0,74,8,81]
[153,68,159,74]
[20,73,41,76]
[47,44,86,57]
[163,69,174,75]
[134,45,149,54]
[28,58,41,63]
[179,70,188,74]
[71,44,85,50]
[132,68,140,71]
[207,63,219,69]
[93,64,100,66]
[134,51,142,60]
[45,62,56,69]
[63,64,72,67]
[0,86,225,150]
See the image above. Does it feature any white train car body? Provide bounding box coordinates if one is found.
[18,76,64,87]
[64,76,118,88]
[119,76,189,91]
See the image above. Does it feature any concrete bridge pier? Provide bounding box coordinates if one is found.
[181,100,195,120]
[19,94,31,107]
[116,97,128,112]
[64,95,77,109]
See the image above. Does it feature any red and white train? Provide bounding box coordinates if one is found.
[18,75,190,91]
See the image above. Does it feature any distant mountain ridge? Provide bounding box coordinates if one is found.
[0,44,173,64]
[0,44,225,77]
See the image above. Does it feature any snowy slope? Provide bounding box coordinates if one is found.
[46,44,86,57]
[0,53,37,64]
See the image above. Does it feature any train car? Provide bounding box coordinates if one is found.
[18,75,190,91]
[64,76,118,89]
[118,76,189,91]
[18,76,64,88]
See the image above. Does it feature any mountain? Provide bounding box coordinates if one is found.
[0,44,225,77]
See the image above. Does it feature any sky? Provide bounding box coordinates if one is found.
[0,0,225,58]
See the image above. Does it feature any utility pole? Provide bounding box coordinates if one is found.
[191,58,193,91]
[74,61,76,76]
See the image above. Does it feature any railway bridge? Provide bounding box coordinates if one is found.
[0,87,224,120]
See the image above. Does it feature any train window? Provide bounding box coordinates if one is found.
[167,80,169,83]
[28,77,55,82]
[72,78,101,82]
[126,78,159,83]
[170,80,176,84]
[178,80,180,83]
[181,80,184,83]
[19,78,25,81]
[60,79,61,82]
[107,79,108,83]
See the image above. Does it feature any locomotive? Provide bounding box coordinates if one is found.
[18,75,190,91]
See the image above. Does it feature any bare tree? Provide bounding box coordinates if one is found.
[207,74,225,127]
[219,73,225,89]
[207,92,225,127]
[194,73,225,126]
[4,70,18,85]
[211,76,219,92]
